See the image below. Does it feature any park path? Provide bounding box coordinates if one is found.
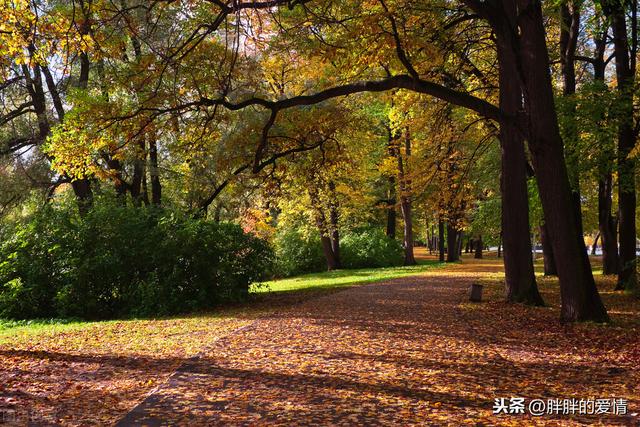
[116,258,639,426]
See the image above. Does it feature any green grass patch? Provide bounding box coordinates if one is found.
[254,260,444,294]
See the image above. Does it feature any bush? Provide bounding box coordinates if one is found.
[0,201,273,320]
[273,228,325,277]
[273,226,404,276]
[341,228,403,269]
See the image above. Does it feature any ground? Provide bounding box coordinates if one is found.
[1,250,639,426]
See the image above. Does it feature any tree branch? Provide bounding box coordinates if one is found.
[198,74,503,121]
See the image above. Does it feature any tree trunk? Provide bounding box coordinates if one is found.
[591,233,600,256]
[590,25,620,276]
[446,223,459,262]
[598,176,619,274]
[319,235,339,271]
[607,4,638,291]
[494,9,543,305]
[397,129,416,265]
[540,224,557,276]
[560,2,585,238]
[386,196,396,239]
[438,219,445,262]
[516,0,607,321]
[400,199,416,265]
[130,138,145,206]
[474,235,483,259]
[328,181,342,269]
[148,131,162,206]
[309,188,338,271]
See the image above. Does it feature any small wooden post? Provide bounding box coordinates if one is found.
[470,283,483,302]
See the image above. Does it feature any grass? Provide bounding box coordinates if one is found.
[254,260,444,294]
[0,259,444,337]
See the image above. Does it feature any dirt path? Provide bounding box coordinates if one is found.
[116,259,640,426]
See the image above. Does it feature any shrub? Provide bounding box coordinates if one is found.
[273,228,325,277]
[341,228,403,269]
[0,201,273,320]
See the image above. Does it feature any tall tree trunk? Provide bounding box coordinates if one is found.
[591,26,620,276]
[397,129,416,266]
[494,8,543,305]
[438,219,445,262]
[386,194,396,239]
[540,224,557,276]
[516,0,607,321]
[599,176,619,274]
[474,235,483,259]
[386,125,397,239]
[560,2,585,238]
[400,199,416,265]
[446,223,459,262]
[607,3,638,291]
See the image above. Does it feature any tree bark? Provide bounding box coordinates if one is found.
[540,224,557,276]
[598,176,619,274]
[516,0,607,321]
[560,2,585,239]
[309,188,338,271]
[446,223,459,262]
[328,181,342,269]
[148,133,162,206]
[386,194,397,239]
[493,6,543,305]
[397,129,417,265]
[592,25,620,276]
[606,3,638,291]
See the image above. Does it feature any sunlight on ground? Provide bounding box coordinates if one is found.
[256,259,443,293]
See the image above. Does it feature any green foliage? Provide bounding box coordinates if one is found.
[341,228,404,269]
[0,199,273,320]
[470,195,502,246]
[273,227,326,277]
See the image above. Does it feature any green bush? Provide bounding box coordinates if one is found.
[273,226,403,276]
[341,228,403,268]
[273,228,325,277]
[0,201,273,320]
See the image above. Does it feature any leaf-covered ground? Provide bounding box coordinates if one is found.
[1,252,639,426]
